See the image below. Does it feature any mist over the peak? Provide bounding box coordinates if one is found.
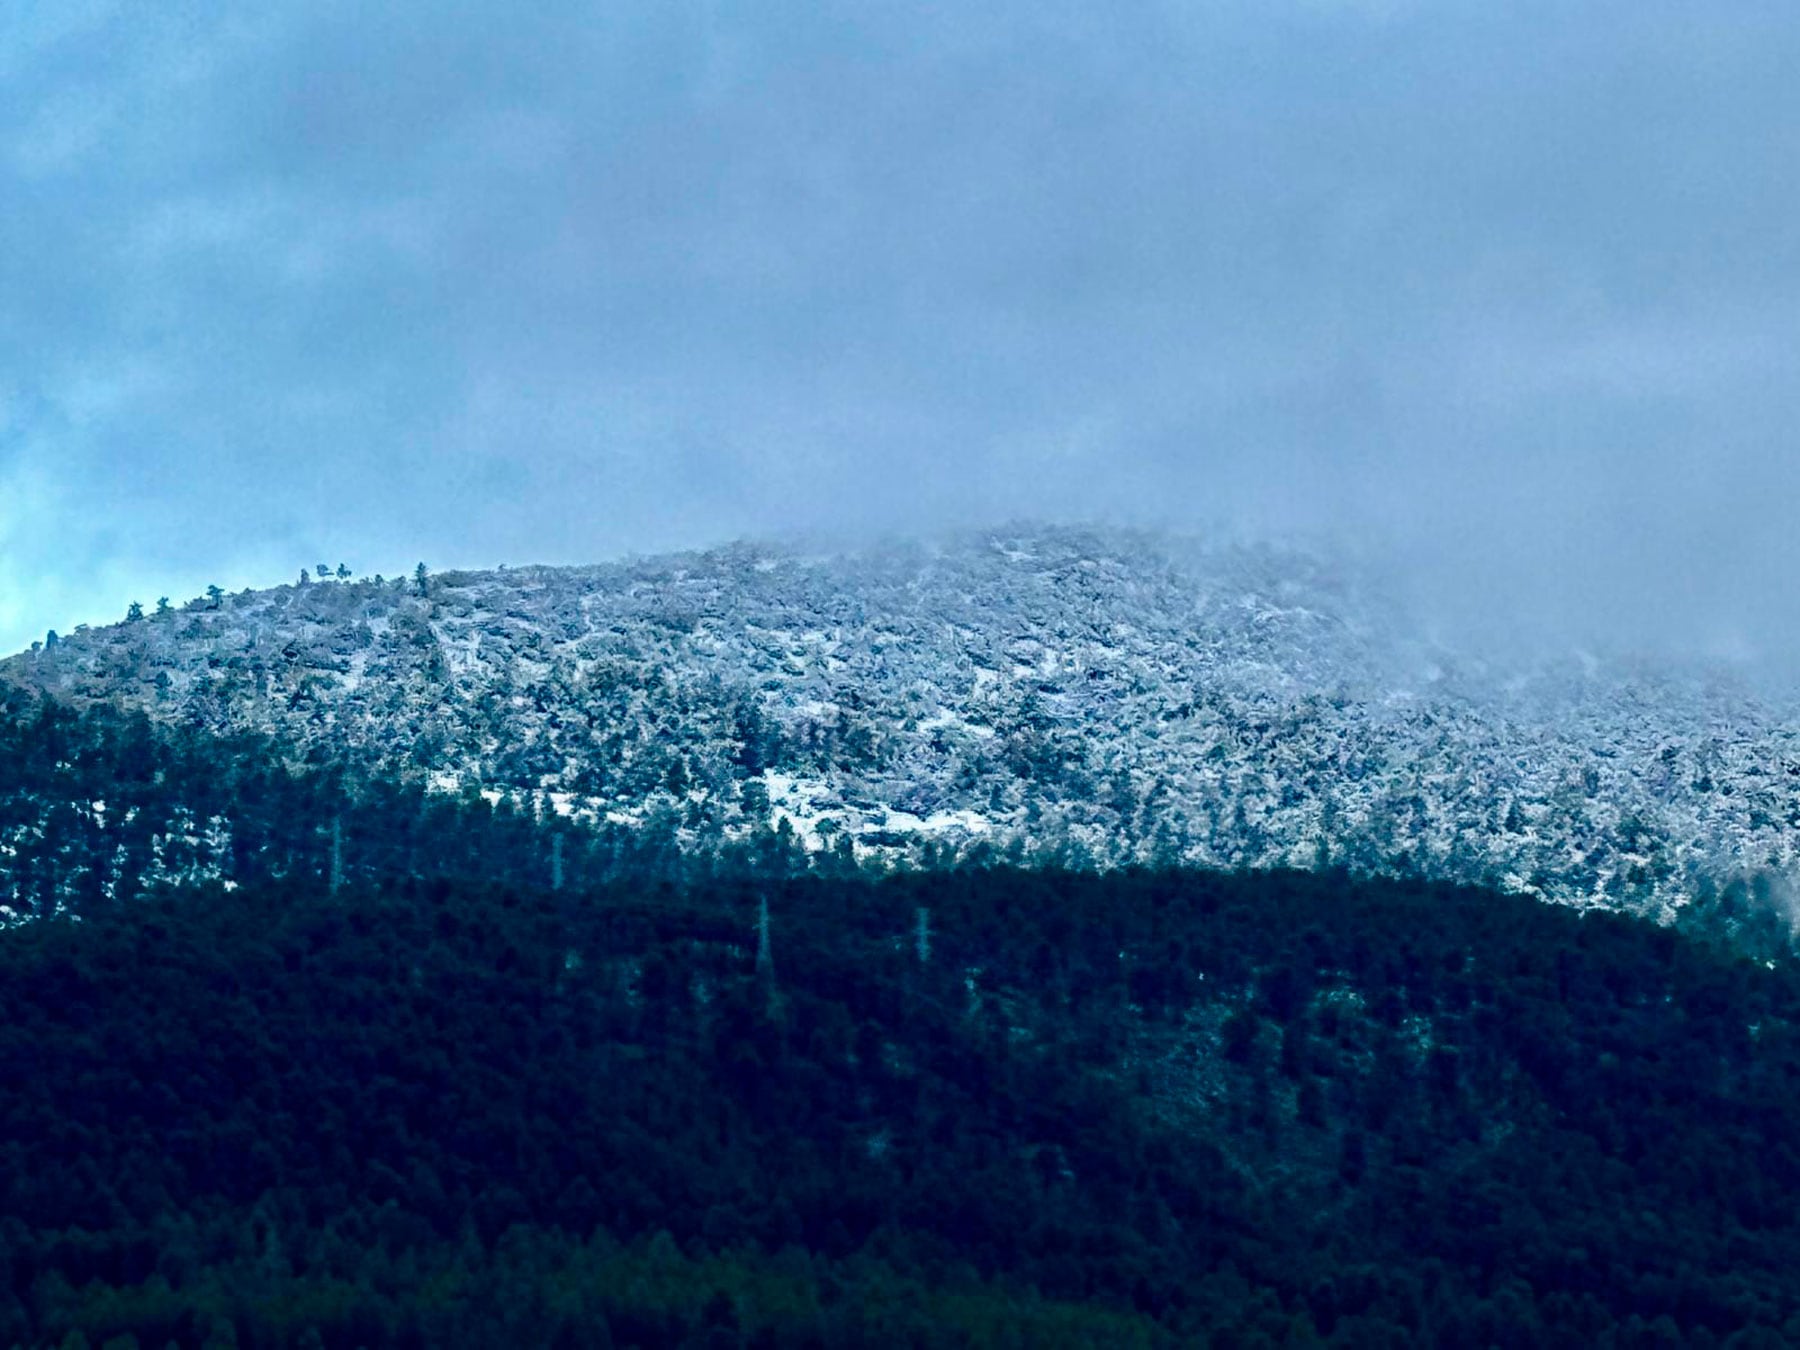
[3,2,1797,670]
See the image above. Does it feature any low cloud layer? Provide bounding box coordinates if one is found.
[4,2,1799,662]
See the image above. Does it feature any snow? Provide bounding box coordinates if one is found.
[8,524,1800,915]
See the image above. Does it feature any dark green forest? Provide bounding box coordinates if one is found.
[5,692,1800,1346]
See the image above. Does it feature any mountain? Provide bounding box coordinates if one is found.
[10,533,1800,1344]
[7,524,1799,919]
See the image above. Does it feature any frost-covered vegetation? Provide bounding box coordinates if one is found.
[9,526,1800,918]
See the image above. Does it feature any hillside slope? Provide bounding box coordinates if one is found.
[7,526,1799,916]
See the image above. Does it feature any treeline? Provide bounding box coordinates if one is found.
[0,688,845,925]
[4,684,1791,954]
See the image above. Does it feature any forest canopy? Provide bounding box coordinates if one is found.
[2,693,1799,1346]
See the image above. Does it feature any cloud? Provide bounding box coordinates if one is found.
[3,1,1800,661]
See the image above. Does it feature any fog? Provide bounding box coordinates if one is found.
[4,2,1799,665]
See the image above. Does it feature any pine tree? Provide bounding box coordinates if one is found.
[755,895,773,980]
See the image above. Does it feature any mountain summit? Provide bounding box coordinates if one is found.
[6,525,1797,915]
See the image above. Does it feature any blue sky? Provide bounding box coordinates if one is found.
[4,1,1799,659]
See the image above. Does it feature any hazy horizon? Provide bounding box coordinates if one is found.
[6,3,1799,666]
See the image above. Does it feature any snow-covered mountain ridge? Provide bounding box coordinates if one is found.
[6,525,1798,917]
